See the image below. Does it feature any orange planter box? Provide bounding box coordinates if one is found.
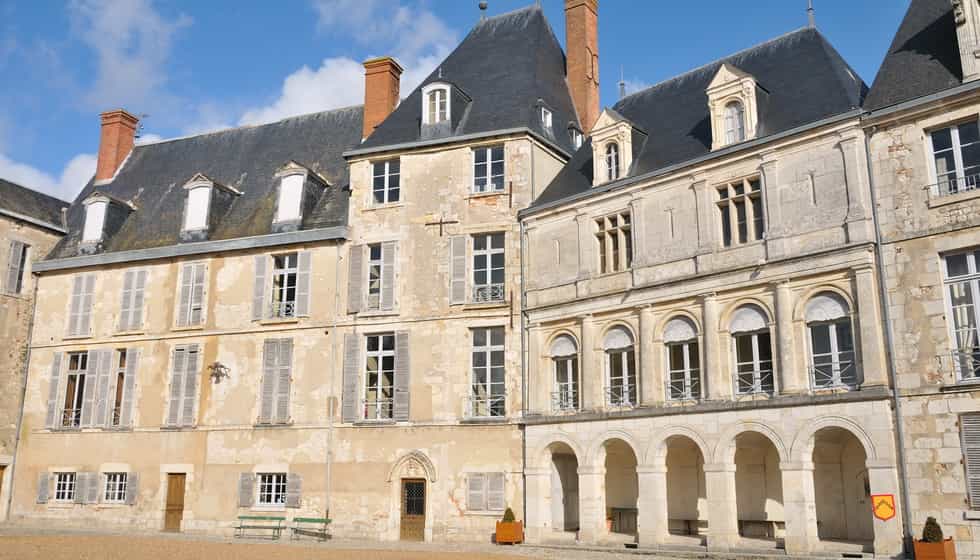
[914,538,957,560]
[495,521,523,544]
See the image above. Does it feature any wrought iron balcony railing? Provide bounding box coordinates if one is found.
[950,349,980,381]
[472,283,505,303]
[605,386,637,408]
[270,300,296,319]
[734,368,774,396]
[931,173,980,198]
[362,398,394,421]
[667,375,701,401]
[465,394,506,418]
[809,359,858,389]
[551,389,578,413]
[61,408,81,428]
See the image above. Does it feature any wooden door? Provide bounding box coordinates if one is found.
[400,478,425,541]
[164,474,186,532]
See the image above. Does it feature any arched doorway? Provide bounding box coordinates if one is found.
[665,435,707,541]
[548,442,580,534]
[602,438,638,540]
[812,427,873,551]
[734,431,784,547]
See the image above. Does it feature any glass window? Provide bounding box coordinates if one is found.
[111,349,127,426]
[183,186,211,231]
[54,472,76,502]
[364,333,395,420]
[605,142,620,182]
[271,253,298,318]
[372,159,401,205]
[550,335,579,412]
[595,212,632,273]
[805,293,857,388]
[734,331,774,395]
[931,121,980,196]
[275,174,304,222]
[104,472,128,503]
[473,146,505,193]
[472,233,505,303]
[367,244,383,311]
[62,352,88,428]
[541,107,553,131]
[470,327,506,417]
[427,88,448,124]
[257,473,287,506]
[724,101,746,144]
[604,327,637,407]
[667,340,700,400]
[944,250,980,380]
[717,177,764,247]
[82,200,107,242]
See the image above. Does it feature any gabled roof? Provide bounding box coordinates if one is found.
[47,105,363,260]
[354,4,579,155]
[864,0,963,112]
[0,177,68,231]
[532,27,867,209]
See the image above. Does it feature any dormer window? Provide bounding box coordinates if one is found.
[724,101,746,144]
[605,142,620,182]
[569,127,583,149]
[179,173,241,242]
[422,84,450,125]
[707,63,761,150]
[82,197,108,243]
[183,185,211,232]
[276,173,304,223]
[541,107,553,131]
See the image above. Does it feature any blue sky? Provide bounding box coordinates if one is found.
[0,0,910,202]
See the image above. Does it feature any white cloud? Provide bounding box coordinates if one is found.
[0,152,96,201]
[238,57,365,126]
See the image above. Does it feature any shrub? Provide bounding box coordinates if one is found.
[922,516,944,543]
[502,507,516,523]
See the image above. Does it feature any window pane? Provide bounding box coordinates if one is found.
[752,197,764,240]
[735,200,747,243]
[948,254,971,277]
[757,333,773,362]
[932,128,953,152]
[810,324,832,355]
[835,321,854,353]
[735,335,753,362]
[491,233,504,249]
[960,122,980,146]
[962,142,980,172]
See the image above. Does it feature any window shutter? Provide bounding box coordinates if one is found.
[177,264,192,327]
[80,351,99,428]
[68,275,84,336]
[259,339,278,424]
[190,263,206,325]
[36,473,49,504]
[130,269,147,330]
[488,473,505,510]
[182,345,200,426]
[347,245,363,313]
[125,472,140,505]
[238,473,255,508]
[295,251,312,317]
[166,347,187,427]
[252,255,267,321]
[467,474,486,511]
[285,473,302,508]
[5,240,25,294]
[119,349,140,427]
[963,413,980,508]
[276,339,293,423]
[393,331,410,422]
[80,274,95,335]
[381,242,396,311]
[45,353,63,429]
[85,472,100,504]
[119,269,135,331]
[341,333,359,423]
[450,236,466,305]
[93,349,113,427]
[74,472,88,504]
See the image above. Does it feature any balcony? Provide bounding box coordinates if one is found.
[950,349,980,382]
[551,389,578,413]
[465,394,506,419]
[667,375,700,401]
[270,300,296,319]
[61,408,81,428]
[472,283,505,304]
[605,386,636,408]
[810,360,858,390]
[734,368,774,397]
[362,398,394,421]
[931,173,980,199]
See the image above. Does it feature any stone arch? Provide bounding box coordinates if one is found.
[719,297,774,332]
[600,322,636,350]
[586,429,643,468]
[533,434,586,470]
[655,310,702,342]
[545,329,580,354]
[793,284,856,323]
[645,426,711,466]
[386,450,437,483]
[712,421,789,464]
[790,415,878,462]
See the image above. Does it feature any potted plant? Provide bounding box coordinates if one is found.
[495,507,523,544]
[913,517,956,560]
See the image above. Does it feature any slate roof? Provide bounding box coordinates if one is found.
[0,177,68,230]
[47,105,363,260]
[355,5,580,155]
[864,0,963,112]
[532,27,867,208]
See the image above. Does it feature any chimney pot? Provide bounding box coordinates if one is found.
[96,109,139,182]
[565,0,599,131]
[362,57,404,140]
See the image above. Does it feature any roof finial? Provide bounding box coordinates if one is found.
[807,0,815,28]
[618,66,626,100]
[438,67,443,79]
[479,1,487,21]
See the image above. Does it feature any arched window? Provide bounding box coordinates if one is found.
[603,326,636,407]
[806,292,857,388]
[550,335,579,412]
[724,101,745,144]
[425,87,448,124]
[729,304,773,395]
[605,142,620,182]
[663,317,700,400]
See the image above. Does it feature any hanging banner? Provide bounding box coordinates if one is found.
[871,494,896,521]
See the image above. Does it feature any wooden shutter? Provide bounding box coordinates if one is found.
[381,242,396,311]
[177,264,193,327]
[449,236,466,304]
[295,251,312,317]
[79,274,95,335]
[276,339,293,423]
[190,263,206,325]
[45,353,63,429]
[238,473,255,508]
[85,472,100,504]
[166,347,187,427]
[68,275,84,336]
[182,345,200,426]
[74,472,88,504]
[93,349,113,427]
[341,333,359,423]
[36,473,49,504]
[487,473,505,510]
[347,245,363,313]
[393,331,410,422]
[119,270,135,331]
[259,339,278,424]
[285,473,302,508]
[125,472,140,505]
[80,351,99,427]
[467,474,486,511]
[130,269,147,330]
[5,240,25,294]
[119,349,140,427]
[962,413,980,508]
[252,255,267,321]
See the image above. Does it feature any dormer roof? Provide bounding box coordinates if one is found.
[708,63,754,88]
[181,173,242,196]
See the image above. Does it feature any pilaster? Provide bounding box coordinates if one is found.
[523,467,552,542]
[580,315,602,410]
[636,464,669,546]
[639,306,661,406]
[575,212,593,281]
[867,460,905,556]
[703,462,739,551]
[780,461,819,555]
[838,133,874,243]
[774,280,805,394]
[702,293,726,400]
[854,266,888,388]
[577,465,606,544]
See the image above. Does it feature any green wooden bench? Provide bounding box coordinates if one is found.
[235,515,285,540]
[291,517,332,541]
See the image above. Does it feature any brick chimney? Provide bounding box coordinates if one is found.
[565,0,599,131]
[96,109,139,182]
[362,57,404,139]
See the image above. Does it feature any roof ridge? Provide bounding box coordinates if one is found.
[476,3,540,26]
[617,26,814,103]
[0,177,70,205]
[134,104,364,148]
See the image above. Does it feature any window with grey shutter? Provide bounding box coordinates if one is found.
[487,472,505,511]
[467,473,486,511]
[80,350,103,428]
[45,353,63,429]
[393,331,410,421]
[85,472,100,504]
[276,339,293,422]
[177,262,207,327]
[295,251,311,317]
[166,347,186,426]
[118,269,147,331]
[74,472,88,504]
[252,255,267,321]
[238,473,255,508]
[4,240,27,294]
[963,413,980,508]
[347,245,363,313]
[125,472,140,505]
[118,349,139,427]
[285,473,302,508]
[92,349,113,427]
[341,333,359,423]
[182,345,200,426]
[166,344,200,427]
[258,339,292,424]
[130,269,147,330]
[68,274,95,336]
[449,236,466,304]
[381,241,396,311]
[36,473,49,504]
[259,340,278,424]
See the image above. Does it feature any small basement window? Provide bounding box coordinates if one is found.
[275,174,304,223]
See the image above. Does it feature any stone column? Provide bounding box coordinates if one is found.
[759,152,782,233]
[580,315,602,410]
[866,460,904,557]
[577,465,606,544]
[524,467,552,543]
[702,293,727,400]
[527,325,545,414]
[704,462,740,551]
[774,280,805,394]
[636,464,669,546]
[639,306,661,406]
[692,177,714,254]
[854,267,888,388]
[629,195,647,269]
[838,133,874,243]
[575,212,593,281]
[780,461,819,555]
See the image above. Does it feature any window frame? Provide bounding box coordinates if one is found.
[82,199,108,243]
[469,327,506,418]
[605,345,637,407]
[275,173,305,223]
[103,472,128,504]
[363,333,396,421]
[54,472,76,502]
[270,252,299,319]
[943,249,980,382]
[732,329,774,395]
[182,185,212,232]
[466,472,505,512]
[666,339,701,401]
[928,120,980,197]
[724,101,746,145]
[541,107,553,132]
[62,351,88,428]
[807,317,857,389]
[422,84,450,125]
[472,145,505,194]
[717,177,764,247]
[605,142,620,182]
[110,349,127,427]
[553,354,579,412]
[371,159,401,206]
[256,472,288,508]
[471,233,505,303]
[595,211,633,274]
